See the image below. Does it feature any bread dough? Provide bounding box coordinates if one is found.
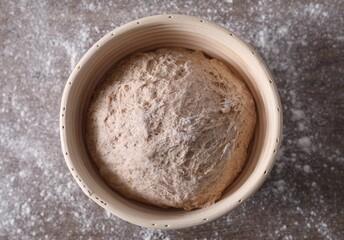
[86,48,256,210]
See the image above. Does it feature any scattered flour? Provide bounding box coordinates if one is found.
[297,137,312,153]
[0,0,342,239]
[303,165,311,174]
[291,109,305,120]
[139,228,171,240]
[275,180,287,193]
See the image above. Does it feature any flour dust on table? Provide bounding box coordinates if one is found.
[1,0,343,239]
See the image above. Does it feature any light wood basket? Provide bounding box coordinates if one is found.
[60,14,282,229]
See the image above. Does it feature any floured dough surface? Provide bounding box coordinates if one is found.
[86,48,256,210]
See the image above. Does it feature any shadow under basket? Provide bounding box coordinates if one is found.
[60,14,282,229]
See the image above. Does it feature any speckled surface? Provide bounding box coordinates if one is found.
[1,0,343,239]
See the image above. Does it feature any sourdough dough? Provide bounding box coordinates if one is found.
[86,48,256,210]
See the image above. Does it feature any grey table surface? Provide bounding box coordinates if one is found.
[1,0,343,239]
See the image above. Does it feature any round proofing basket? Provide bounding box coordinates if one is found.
[60,14,282,229]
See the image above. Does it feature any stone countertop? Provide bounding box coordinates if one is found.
[1,0,343,239]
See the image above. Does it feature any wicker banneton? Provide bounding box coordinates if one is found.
[60,14,282,229]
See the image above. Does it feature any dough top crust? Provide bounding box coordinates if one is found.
[86,48,256,210]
